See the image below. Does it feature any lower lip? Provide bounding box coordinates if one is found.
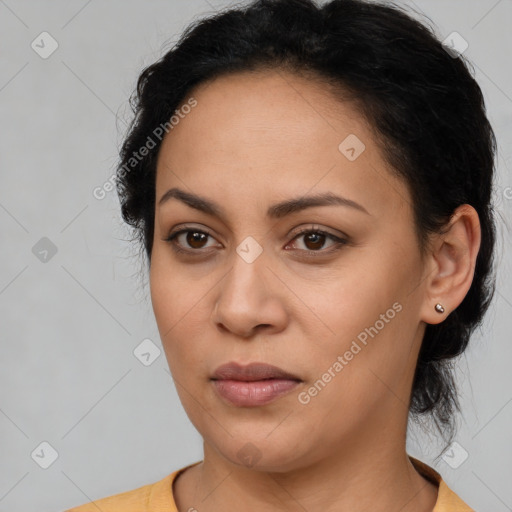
[212,379,300,406]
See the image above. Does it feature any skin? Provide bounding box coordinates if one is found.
[149,69,481,512]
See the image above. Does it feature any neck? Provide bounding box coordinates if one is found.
[174,410,438,512]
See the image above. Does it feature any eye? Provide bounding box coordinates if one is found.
[163,226,218,255]
[285,227,347,256]
[162,224,348,257]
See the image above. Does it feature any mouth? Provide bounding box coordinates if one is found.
[210,362,302,407]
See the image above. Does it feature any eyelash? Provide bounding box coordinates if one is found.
[162,225,348,258]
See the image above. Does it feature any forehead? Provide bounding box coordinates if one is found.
[174,68,363,142]
[155,69,409,220]
[160,69,368,154]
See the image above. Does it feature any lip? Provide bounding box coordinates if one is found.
[211,362,302,407]
[212,362,301,381]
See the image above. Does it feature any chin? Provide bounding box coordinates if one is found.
[210,433,314,473]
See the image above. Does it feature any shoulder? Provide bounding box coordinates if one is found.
[63,472,176,512]
[409,456,475,512]
[436,480,476,512]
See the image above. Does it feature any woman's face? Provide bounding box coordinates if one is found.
[150,70,431,471]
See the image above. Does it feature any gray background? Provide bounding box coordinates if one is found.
[1,1,511,511]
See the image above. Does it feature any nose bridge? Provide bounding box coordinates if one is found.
[235,233,265,266]
[213,234,274,326]
[226,234,268,295]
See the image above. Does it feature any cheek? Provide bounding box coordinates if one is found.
[149,257,210,373]
[294,246,416,380]
[293,304,411,442]
[150,264,177,336]
[149,247,200,332]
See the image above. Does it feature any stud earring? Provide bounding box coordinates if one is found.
[435,303,445,313]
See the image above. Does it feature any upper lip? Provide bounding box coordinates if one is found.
[211,362,302,382]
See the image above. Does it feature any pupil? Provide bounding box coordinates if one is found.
[188,232,206,248]
[306,233,324,249]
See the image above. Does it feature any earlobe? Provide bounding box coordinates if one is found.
[420,204,481,325]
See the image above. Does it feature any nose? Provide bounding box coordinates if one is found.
[212,245,288,339]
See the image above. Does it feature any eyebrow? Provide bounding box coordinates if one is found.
[157,187,370,219]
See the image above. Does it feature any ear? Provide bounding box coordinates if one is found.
[420,204,481,325]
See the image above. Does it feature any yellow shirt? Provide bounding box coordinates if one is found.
[64,456,474,511]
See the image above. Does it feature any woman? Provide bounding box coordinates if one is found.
[65,0,496,510]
